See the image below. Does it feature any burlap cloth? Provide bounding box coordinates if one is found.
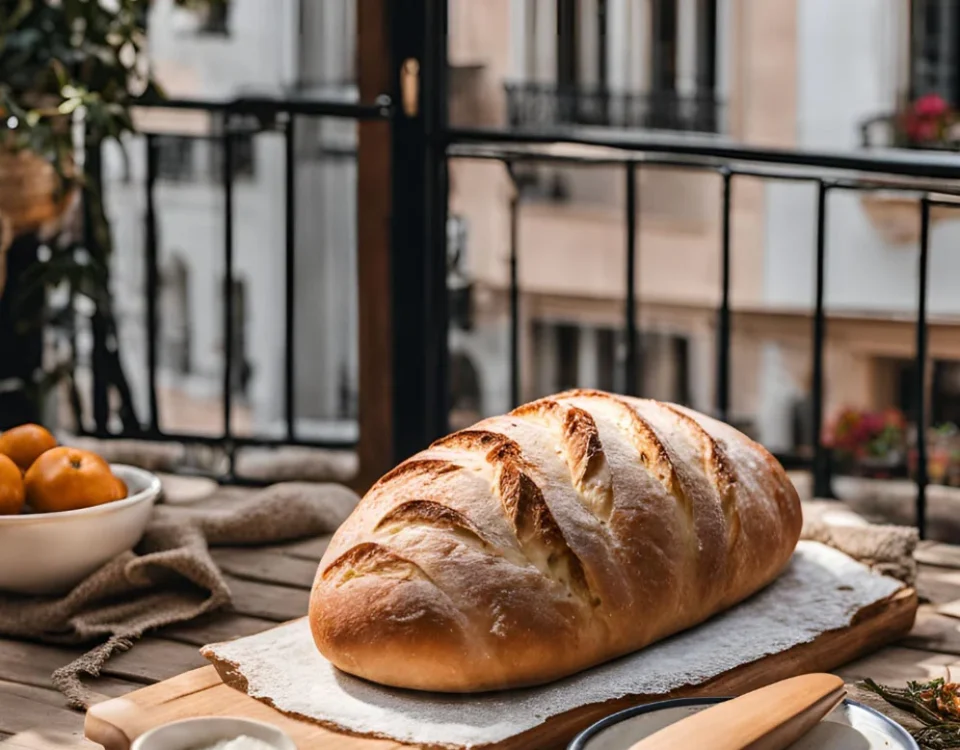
[0,481,358,709]
[801,499,919,586]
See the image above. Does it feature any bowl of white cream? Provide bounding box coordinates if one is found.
[130,717,296,750]
[570,697,918,750]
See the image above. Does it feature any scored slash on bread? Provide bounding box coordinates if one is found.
[309,389,802,693]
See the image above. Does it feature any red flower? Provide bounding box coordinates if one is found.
[914,94,949,119]
[905,115,939,143]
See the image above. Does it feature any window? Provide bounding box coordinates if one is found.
[449,352,482,430]
[447,214,473,330]
[512,0,720,132]
[556,324,580,391]
[650,0,678,93]
[155,132,254,182]
[156,136,195,181]
[208,115,257,180]
[594,326,691,401]
[932,361,960,426]
[198,1,229,35]
[597,328,617,392]
[160,257,192,375]
[634,330,690,403]
[222,278,251,397]
[911,0,960,104]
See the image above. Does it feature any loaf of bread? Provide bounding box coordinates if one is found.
[309,390,802,692]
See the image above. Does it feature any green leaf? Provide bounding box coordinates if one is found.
[57,97,81,114]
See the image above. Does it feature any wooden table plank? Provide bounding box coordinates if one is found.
[158,613,276,648]
[0,640,84,688]
[916,566,960,603]
[915,541,960,569]
[2,730,100,750]
[0,639,138,701]
[264,536,332,562]
[225,577,309,622]
[210,549,316,589]
[900,605,960,655]
[100,639,207,685]
[0,682,86,740]
[832,645,960,684]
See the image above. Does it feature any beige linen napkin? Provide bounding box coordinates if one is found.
[0,481,357,709]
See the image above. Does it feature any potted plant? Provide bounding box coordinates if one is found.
[907,422,960,486]
[824,407,907,479]
[859,94,960,244]
[0,0,220,431]
[895,94,959,150]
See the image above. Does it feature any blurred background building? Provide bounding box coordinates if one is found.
[444,0,960,467]
[104,0,359,443]
[101,0,960,483]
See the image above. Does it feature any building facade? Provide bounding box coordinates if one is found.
[447,0,960,459]
[104,0,359,441]
[104,0,960,462]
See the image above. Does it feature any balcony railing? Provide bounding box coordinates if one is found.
[9,4,960,545]
[505,82,725,134]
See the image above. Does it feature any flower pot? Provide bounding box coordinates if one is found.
[854,452,905,479]
[0,147,68,236]
[0,147,73,301]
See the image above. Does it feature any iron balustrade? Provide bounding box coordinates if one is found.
[42,2,960,541]
[68,94,960,537]
[442,126,960,540]
[505,82,725,134]
[70,96,387,483]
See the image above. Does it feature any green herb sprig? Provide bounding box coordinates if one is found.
[863,676,960,748]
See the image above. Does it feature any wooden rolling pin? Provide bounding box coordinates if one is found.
[628,674,845,750]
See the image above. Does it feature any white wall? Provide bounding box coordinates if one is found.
[764,0,960,319]
[148,0,300,95]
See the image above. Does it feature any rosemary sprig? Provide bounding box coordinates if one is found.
[862,676,960,748]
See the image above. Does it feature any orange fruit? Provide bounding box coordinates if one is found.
[0,423,58,472]
[0,454,24,515]
[24,447,126,513]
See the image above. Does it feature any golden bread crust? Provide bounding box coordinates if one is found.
[309,391,802,691]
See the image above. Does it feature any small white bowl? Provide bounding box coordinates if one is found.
[570,697,918,750]
[0,464,162,596]
[131,717,296,750]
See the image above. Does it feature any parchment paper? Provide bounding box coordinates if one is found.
[203,541,903,748]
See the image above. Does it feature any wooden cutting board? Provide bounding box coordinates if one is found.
[85,588,917,750]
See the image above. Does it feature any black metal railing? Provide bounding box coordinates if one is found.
[436,125,960,540]
[25,1,960,544]
[505,82,725,134]
[69,94,389,481]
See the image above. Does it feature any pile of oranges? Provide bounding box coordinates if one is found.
[0,424,127,516]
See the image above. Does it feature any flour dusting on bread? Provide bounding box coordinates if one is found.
[309,390,802,692]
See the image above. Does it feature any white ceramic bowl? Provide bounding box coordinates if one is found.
[131,717,296,750]
[570,697,918,750]
[0,464,162,596]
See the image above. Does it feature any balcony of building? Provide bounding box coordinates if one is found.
[504,83,724,134]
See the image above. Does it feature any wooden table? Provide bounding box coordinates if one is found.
[2,494,960,749]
